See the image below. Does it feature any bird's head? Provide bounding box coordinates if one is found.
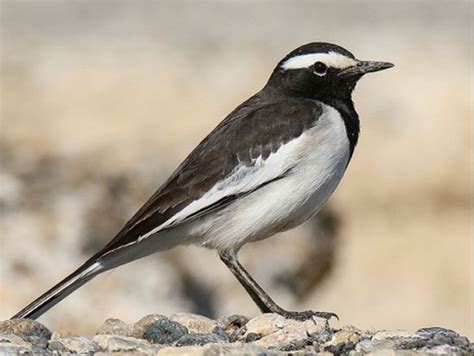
[266,42,394,101]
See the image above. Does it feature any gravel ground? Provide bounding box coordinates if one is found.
[0,313,472,355]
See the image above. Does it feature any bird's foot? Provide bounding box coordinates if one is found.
[275,309,339,321]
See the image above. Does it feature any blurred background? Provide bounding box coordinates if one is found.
[0,0,471,338]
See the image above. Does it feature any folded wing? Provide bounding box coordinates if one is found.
[99,95,323,256]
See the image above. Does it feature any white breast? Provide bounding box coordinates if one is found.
[96,103,351,269]
[197,103,351,252]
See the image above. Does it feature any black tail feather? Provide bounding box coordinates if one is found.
[11,259,103,320]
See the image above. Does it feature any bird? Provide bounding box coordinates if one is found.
[12,42,393,321]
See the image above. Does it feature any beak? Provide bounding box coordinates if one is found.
[337,60,394,78]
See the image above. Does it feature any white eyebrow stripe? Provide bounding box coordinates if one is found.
[281,52,357,70]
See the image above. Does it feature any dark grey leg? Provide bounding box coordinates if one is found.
[219,251,338,321]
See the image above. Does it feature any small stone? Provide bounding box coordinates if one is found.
[212,326,228,339]
[341,324,373,339]
[175,333,227,346]
[372,330,414,341]
[51,330,77,340]
[96,318,133,337]
[0,333,32,349]
[431,332,454,346]
[311,350,332,356]
[0,344,33,354]
[158,343,270,355]
[220,314,249,333]
[422,344,465,354]
[416,327,459,338]
[300,318,328,335]
[329,330,360,345]
[324,341,356,355]
[0,319,51,347]
[229,327,247,343]
[453,336,470,347]
[245,332,261,342]
[143,319,188,345]
[355,339,397,353]
[48,336,100,354]
[221,315,249,342]
[311,329,333,346]
[255,324,308,350]
[170,313,218,334]
[132,314,167,338]
[396,337,428,349]
[244,313,288,337]
[92,334,159,353]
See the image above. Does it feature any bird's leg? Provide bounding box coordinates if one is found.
[219,251,338,321]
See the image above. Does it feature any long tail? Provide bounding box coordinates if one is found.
[11,258,104,320]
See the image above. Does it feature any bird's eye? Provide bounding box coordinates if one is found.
[313,61,328,75]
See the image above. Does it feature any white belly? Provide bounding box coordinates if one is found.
[196,103,351,252]
[97,103,351,270]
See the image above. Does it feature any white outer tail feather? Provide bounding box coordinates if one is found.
[11,262,103,320]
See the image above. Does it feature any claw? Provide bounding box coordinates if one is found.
[315,311,339,321]
[278,310,339,322]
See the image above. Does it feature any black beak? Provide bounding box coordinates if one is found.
[337,60,394,78]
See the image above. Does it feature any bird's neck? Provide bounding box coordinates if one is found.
[262,84,360,158]
[324,97,360,159]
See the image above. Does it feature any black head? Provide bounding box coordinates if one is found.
[265,42,394,101]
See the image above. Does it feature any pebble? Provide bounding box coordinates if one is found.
[143,318,188,345]
[329,330,360,345]
[50,330,77,340]
[245,332,261,342]
[157,343,271,355]
[422,344,465,354]
[221,314,249,342]
[211,326,228,340]
[0,314,471,355]
[48,336,100,353]
[0,333,32,350]
[96,318,133,337]
[255,323,308,349]
[0,319,51,345]
[301,317,328,335]
[170,313,218,334]
[341,324,373,339]
[324,341,356,355]
[220,314,249,333]
[355,338,398,353]
[244,313,327,341]
[372,330,415,341]
[93,334,160,353]
[416,326,459,338]
[174,332,227,346]
[244,313,288,337]
[132,313,168,338]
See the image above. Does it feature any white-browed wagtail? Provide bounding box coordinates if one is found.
[12,42,393,321]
